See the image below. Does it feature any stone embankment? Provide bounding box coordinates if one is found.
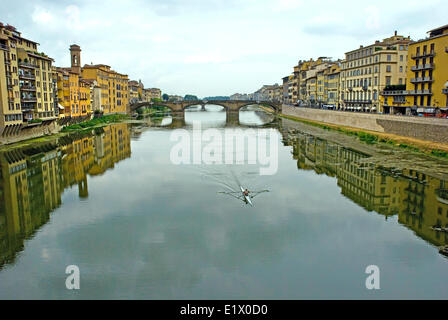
[282,105,448,144]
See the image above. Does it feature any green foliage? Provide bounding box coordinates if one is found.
[61,114,128,132]
[184,94,199,101]
[162,93,169,101]
[356,132,378,144]
[28,119,43,124]
[384,84,406,91]
[398,144,420,152]
[431,150,448,158]
[203,96,230,100]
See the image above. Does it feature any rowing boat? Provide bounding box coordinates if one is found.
[240,186,253,206]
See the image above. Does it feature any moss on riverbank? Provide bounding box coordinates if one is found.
[61,114,129,132]
[0,114,129,152]
[279,113,448,160]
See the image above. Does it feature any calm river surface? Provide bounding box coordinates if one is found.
[1,105,448,299]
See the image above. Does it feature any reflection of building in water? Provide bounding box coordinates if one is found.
[399,169,448,247]
[60,134,94,198]
[289,130,404,218]
[0,124,131,268]
[89,123,131,176]
[286,128,448,247]
[0,144,62,268]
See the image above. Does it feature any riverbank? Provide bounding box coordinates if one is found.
[278,108,448,159]
[0,114,130,152]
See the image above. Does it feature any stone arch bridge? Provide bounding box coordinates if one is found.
[129,100,282,118]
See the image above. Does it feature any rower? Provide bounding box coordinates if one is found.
[243,189,250,197]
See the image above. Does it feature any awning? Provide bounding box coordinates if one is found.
[58,103,64,110]
[357,107,362,110]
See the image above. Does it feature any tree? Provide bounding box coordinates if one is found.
[184,94,199,101]
[162,93,169,101]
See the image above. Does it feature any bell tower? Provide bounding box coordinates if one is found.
[70,44,81,75]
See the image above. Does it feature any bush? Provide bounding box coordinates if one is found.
[431,150,448,158]
[61,114,128,132]
[29,118,43,124]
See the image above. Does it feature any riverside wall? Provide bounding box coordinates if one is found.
[0,122,61,146]
[282,105,448,144]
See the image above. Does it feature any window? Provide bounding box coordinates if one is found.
[386,65,391,72]
[386,77,391,85]
[399,66,403,73]
[387,55,391,61]
[400,55,404,62]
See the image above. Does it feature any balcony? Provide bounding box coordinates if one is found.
[20,84,37,91]
[4,57,11,65]
[410,77,434,83]
[411,50,435,59]
[344,100,373,104]
[0,43,9,51]
[411,64,434,71]
[21,96,37,103]
[381,90,408,96]
[436,189,448,205]
[19,61,39,69]
[21,103,36,111]
[19,72,35,80]
[407,90,432,95]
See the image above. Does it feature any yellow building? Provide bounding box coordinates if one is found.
[340,31,412,113]
[82,64,129,114]
[325,64,341,108]
[142,88,163,102]
[287,74,295,104]
[79,79,91,116]
[55,45,92,118]
[128,80,140,103]
[305,74,317,104]
[317,70,325,104]
[404,25,448,116]
[0,23,56,135]
[292,57,333,105]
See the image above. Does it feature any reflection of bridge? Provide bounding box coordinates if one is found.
[164,112,281,129]
[129,100,282,123]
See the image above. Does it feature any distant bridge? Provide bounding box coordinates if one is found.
[129,100,282,115]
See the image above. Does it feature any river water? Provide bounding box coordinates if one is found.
[0,105,448,299]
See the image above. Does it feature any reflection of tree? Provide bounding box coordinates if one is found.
[0,123,132,269]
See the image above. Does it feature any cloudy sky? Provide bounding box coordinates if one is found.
[1,0,446,97]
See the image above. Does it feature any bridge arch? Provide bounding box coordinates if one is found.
[182,102,227,112]
[130,100,281,115]
[237,102,280,113]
